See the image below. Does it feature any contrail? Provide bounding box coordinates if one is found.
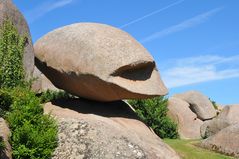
[119,0,185,29]
[140,7,222,43]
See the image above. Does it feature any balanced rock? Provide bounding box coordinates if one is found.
[167,97,203,139]
[44,99,180,159]
[34,23,167,101]
[200,104,239,138]
[201,124,239,157]
[174,91,216,120]
[0,0,34,79]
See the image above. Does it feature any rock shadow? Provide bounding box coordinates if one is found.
[51,98,140,120]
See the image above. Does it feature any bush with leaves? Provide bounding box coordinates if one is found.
[128,96,178,139]
[0,20,57,159]
[0,136,5,153]
[209,98,218,110]
[5,87,58,159]
[0,89,13,117]
[0,20,26,88]
[39,90,72,104]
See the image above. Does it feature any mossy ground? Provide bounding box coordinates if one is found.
[164,139,233,159]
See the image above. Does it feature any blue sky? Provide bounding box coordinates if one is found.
[13,0,239,105]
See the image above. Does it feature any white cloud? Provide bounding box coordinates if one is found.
[119,0,185,29]
[160,55,239,88]
[25,0,75,23]
[141,7,222,43]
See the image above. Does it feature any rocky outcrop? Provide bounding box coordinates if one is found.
[200,104,239,138]
[201,124,239,158]
[200,119,230,139]
[167,97,203,139]
[0,118,11,159]
[44,99,180,159]
[31,66,58,93]
[34,23,167,101]
[0,0,34,79]
[174,91,216,120]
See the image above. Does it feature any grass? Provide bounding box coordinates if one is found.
[164,139,233,159]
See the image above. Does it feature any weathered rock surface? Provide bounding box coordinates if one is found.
[0,118,11,159]
[200,119,230,139]
[0,0,34,79]
[200,104,239,138]
[201,124,239,157]
[167,97,203,139]
[31,66,58,93]
[44,99,180,159]
[217,104,239,124]
[174,91,216,120]
[35,23,167,101]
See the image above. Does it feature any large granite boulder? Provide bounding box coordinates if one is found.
[201,124,239,158]
[34,23,167,101]
[0,118,11,159]
[217,104,239,124]
[0,0,34,79]
[200,104,239,138]
[167,97,203,139]
[200,119,230,139]
[44,99,180,159]
[31,66,59,93]
[174,91,216,120]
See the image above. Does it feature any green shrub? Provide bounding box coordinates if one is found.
[6,87,58,159]
[39,90,71,104]
[128,96,178,139]
[0,89,13,117]
[0,136,5,152]
[0,20,26,88]
[209,98,218,110]
[0,19,57,158]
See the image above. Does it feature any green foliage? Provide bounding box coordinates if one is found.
[0,20,57,158]
[0,136,5,152]
[0,20,26,88]
[39,90,71,103]
[128,96,178,139]
[4,87,58,159]
[0,89,13,117]
[209,98,218,110]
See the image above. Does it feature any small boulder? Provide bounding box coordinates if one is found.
[44,99,180,159]
[0,0,34,79]
[31,66,59,93]
[201,124,239,158]
[200,119,230,139]
[200,104,239,138]
[174,91,216,120]
[167,97,203,139]
[34,23,167,101]
[217,104,239,124]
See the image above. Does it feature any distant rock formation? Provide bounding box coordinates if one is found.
[34,23,167,101]
[0,0,34,80]
[167,97,203,139]
[44,99,180,159]
[201,124,239,158]
[174,91,216,120]
[167,91,216,139]
[200,104,239,138]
